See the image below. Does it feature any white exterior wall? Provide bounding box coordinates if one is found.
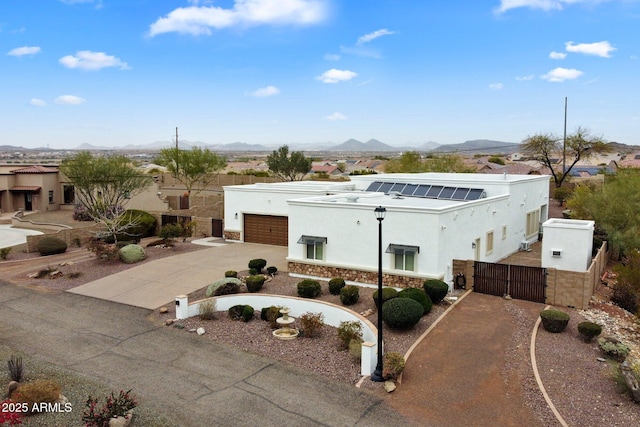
[541,219,594,272]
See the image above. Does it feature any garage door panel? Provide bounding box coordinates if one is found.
[244,214,288,246]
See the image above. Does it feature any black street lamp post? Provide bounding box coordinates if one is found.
[371,205,386,382]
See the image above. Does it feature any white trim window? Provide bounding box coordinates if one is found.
[386,244,419,271]
[297,235,326,260]
[526,209,541,239]
[486,230,494,255]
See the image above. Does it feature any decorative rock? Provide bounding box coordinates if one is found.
[159,307,168,314]
[28,272,39,278]
[503,294,512,300]
[165,319,174,326]
[196,327,205,335]
[118,244,146,264]
[188,328,197,333]
[360,309,374,317]
[49,270,63,279]
[597,357,606,362]
[57,394,69,404]
[8,381,18,398]
[384,381,396,393]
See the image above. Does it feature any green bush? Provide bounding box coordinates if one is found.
[120,209,157,237]
[267,266,278,276]
[339,285,360,306]
[261,306,283,328]
[225,270,238,278]
[37,236,68,256]
[577,321,602,343]
[0,247,11,260]
[598,336,630,362]
[373,287,398,305]
[297,279,321,298]
[328,278,346,295]
[248,258,267,272]
[206,278,242,297]
[382,298,424,329]
[299,312,325,338]
[611,282,639,315]
[118,244,146,264]
[337,320,363,351]
[245,275,266,293]
[229,304,254,322]
[423,279,449,304]
[539,309,570,333]
[382,352,406,381]
[398,287,432,315]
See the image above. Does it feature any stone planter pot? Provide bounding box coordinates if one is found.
[108,410,133,427]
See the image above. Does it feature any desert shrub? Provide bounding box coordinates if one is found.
[198,300,217,320]
[0,247,11,260]
[225,270,238,278]
[423,279,449,304]
[267,266,278,276]
[398,287,432,315]
[598,336,630,362]
[297,279,321,298]
[159,223,183,242]
[577,321,602,343]
[339,285,360,305]
[34,266,53,279]
[206,278,242,297]
[82,389,137,427]
[382,298,424,329]
[73,204,92,221]
[539,309,570,333]
[7,355,24,382]
[68,270,83,279]
[611,282,639,315]
[245,275,266,293]
[382,352,406,381]
[328,278,346,295]
[229,305,254,322]
[37,236,67,256]
[337,321,363,351]
[87,238,119,261]
[348,339,362,360]
[10,380,61,410]
[248,258,267,272]
[261,306,283,328]
[120,209,157,237]
[248,268,258,276]
[373,287,398,306]
[299,312,325,338]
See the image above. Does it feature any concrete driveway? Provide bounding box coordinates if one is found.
[0,282,411,427]
[67,242,289,309]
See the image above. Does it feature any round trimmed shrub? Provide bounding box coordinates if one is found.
[373,287,398,306]
[225,270,238,278]
[423,279,449,304]
[398,287,432,315]
[118,244,146,264]
[328,278,346,295]
[229,304,254,322]
[248,258,267,272]
[339,285,360,306]
[267,266,278,276]
[577,321,602,343]
[382,298,424,329]
[120,209,157,237]
[297,279,321,298]
[245,275,266,293]
[539,309,570,333]
[261,306,283,328]
[37,236,67,256]
[206,278,242,297]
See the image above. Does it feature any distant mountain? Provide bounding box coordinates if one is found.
[329,138,402,152]
[417,141,440,151]
[431,139,519,154]
[76,143,112,150]
[212,142,269,151]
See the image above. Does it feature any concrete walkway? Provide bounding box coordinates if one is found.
[68,242,289,309]
[0,282,410,427]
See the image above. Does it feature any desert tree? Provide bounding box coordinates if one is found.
[158,146,227,196]
[60,152,153,241]
[521,127,610,188]
[266,145,311,181]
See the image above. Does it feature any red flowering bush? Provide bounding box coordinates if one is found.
[0,399,23,426]
[82,389,137,427]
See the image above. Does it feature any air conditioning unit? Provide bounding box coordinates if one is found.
[519,241,531,251]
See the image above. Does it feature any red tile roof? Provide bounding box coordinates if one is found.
[10,165,59,174]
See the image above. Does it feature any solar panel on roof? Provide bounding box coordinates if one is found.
[390,183,406,193]
[452,188,470,200]
[366,181,384,192]
[378,182,393,193]
[401,184,418,195]
[412,185,430,196]
[439,187,456,199]
[426,185,443,198]
[466,188,485,200]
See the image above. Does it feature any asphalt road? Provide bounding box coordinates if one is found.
[0,281,414,427]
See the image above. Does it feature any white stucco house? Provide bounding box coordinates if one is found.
[224,173,550,288]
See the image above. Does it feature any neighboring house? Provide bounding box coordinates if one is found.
[224,173,550,288]
[0,165,61,213]
[310,163,342,176]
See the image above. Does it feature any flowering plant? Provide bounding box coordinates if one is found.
[82,389,137,427]
[0,399,23,426]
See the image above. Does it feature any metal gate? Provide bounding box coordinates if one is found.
[473,261,546,304]
[211,219,223,238]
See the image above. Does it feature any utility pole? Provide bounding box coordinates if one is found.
[175,127,179,150]
[563,97,567,180]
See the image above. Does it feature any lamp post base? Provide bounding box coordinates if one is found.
[371,369,384,382]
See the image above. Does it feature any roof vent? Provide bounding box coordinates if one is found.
[344,195,359,203]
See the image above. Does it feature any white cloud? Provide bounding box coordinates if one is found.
[59,0,103,9]
[316,68,357,83]
[148,0,328,37]
[565,41,616,58]
[29,98,46,107]
[54,95,86,105]
[549,51,566,59]
[7,46,41,57]
[516,75,535,81]
[541,67,583,82]
[325,112,346,121]
[489,83,504,90]
[59,51,130,71]
[495,0,602,14]
[324,53,340,61]
[356,29,396,46]
[250,85,280,97]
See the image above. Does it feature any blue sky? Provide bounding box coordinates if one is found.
[2,0,639,149]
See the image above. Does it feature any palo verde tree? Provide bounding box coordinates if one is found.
[158,146,227,196]
[521,126,610,188]
[266,145,311,181]
[384,151,474,173]
[60,152,153,241]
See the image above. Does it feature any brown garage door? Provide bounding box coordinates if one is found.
[244,214,288,246]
